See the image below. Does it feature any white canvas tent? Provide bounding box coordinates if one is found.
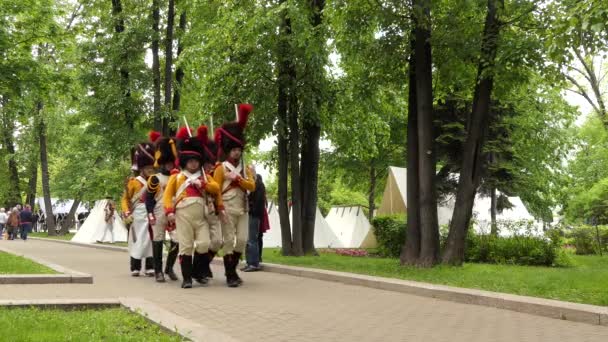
[262,202,342,248]
[325,206,376,248]
[71,200,128,243]
[376,167,465,226]
[377,166,540,233]
[37,198,88,215]
[262,202,283,248]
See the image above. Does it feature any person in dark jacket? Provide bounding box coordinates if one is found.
[19,205,34,241]
[243,173,266,272]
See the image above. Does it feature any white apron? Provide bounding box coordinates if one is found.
[128,176,153,259]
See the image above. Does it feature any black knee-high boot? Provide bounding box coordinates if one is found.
[180,255,193,289]
[224,254,238,288]
[144,257,154,276]
[130,257,141,275]
[152,241,165,282]
[192,252,209,285]
[204,250,216,279]
[165,241,179,281]
[233,252,243,285]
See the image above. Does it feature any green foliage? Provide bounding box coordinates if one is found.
[564,225,608,255]
[371,215,406,258]
[465,233,558,266]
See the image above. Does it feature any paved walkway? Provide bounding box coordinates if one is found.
[0,239,606,342]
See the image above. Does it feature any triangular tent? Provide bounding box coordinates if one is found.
[262,203,342,248]
[376,166,453,226]
[376,167,407,216]
[72,200,128,243]
[325,206,376,248]
[262,202,283,248]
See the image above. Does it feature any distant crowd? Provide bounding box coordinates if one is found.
[0,204,35,241]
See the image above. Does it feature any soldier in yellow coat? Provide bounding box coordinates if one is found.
[122,142,156,277]
[146,132,180,283]
[214,104,256,287]
[163,126,221,289]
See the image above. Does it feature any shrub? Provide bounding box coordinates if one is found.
[464,231,558,266]
[371,215,406,258]
[566,225,608,255]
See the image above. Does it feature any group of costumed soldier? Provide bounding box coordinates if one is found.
[121,104,255,288]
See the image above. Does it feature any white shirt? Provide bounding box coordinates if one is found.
[0,212,7,224]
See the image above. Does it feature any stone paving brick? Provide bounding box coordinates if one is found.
[0,239,607,342]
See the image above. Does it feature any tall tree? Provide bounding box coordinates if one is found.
[300,0,326,255]
[443,0,505,265]
[111,0,134,131]
[152,0,162,131]
[172,10,186,117]
[277,4,294,255]
[38,102,56,235]
[162,0,175,135]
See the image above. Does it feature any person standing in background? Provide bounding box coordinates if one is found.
[0,208,7,239]
[19,205,33,241]
[243,173,266,272]
[7,208,20,240]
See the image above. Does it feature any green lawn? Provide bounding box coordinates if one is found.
[29,232,74,240]
[0,252,56,274]
[0,307,185,341]
[262,249,608,306]
[30,232,128,247]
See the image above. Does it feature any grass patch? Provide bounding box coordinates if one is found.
[97,241,128,247]
[262,248,608,306]
[29,232,74,240]
[0,252,56,274]
[30,232,128,247]
[0,307,185,341]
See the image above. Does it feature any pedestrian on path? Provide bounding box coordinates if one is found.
[201,137,223,280]
[19,205,33,241]
[214,104,256,287]
[0,208,7,239]
[146,132,180,283]
[7,208,20,240]
[101,198,116,243]
[163,126,221,289]
[122,142,156,277]
[243,173,266,272]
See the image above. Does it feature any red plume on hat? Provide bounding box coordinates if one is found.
[176,126,191,140]
[148,131,162,144]
[237,103,253,129]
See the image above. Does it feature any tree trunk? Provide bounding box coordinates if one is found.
[413,0,439,267]
[301,121,320,255]
[368,163,377,221]
[401,39,421,265]
[162,0,175,136]
[25,158,38,210]
[443,0,503,265]
[111,0,133,131]
[1,98,22,207]
[38,102,56,235]
[152,0,161,131]
[61,199,81,234]
[171,10,186,136]
[277,5,293,256]
[288,74,303,256]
